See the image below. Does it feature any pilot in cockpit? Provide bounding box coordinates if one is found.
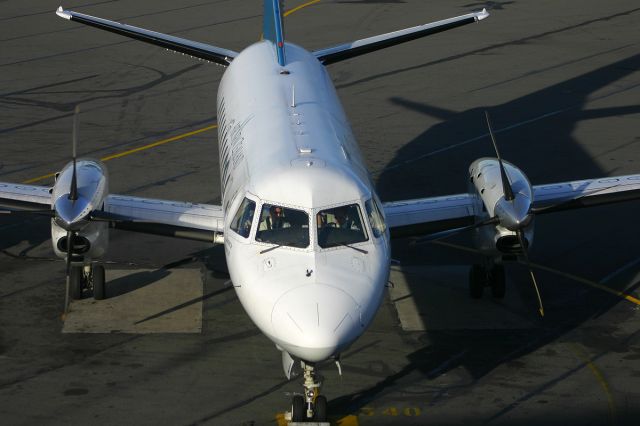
[334,208,353,229]
[268,205,285,229]
[258,204,291,231]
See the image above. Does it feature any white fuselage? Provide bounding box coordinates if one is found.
[217,41,391,362]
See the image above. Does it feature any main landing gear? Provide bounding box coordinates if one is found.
[288,363,328,423]
[469,261,505,299]
[69,263,106,301]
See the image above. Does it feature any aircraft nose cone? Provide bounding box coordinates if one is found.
[54,195,90,230]
[495,195,532,231]
[271,284,362,362]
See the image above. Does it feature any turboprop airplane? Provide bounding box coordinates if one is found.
[1,1,640,422]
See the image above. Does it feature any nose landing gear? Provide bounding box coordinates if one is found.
[469,261,506,299]
[287,362,328,423]
[68,262,106,301]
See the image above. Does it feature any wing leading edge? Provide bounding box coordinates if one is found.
[313,9,489,66]
[56,6,237,66]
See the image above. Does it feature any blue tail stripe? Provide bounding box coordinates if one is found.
[263,0,286,66]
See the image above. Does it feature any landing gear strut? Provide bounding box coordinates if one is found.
[469,262,506,299]
[288,362,328,422]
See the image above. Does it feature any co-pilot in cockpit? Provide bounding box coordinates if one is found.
[316,204,367,248]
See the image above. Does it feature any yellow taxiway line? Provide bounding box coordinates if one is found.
[276,413,358,425]
[23,124,219,184]
[520,259,640,306]
[432,240,640,306]
[570,344,617,424]
[284,0,322,17]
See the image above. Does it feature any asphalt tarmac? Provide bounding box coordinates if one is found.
[1,0,639,425]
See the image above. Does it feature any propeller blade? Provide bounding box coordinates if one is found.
[88,210,128,222]
[412,217,499,245]
[63,228,74,316]
[69,105,80,202]
[484,111,515,202]
[516,229,544,317]
[65,230,73,276]
[0,209,55,216]
[73,105,78,160]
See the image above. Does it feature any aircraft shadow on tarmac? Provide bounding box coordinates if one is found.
[105,268,171,298]
[0,215,50,256]
[326,54,640,421]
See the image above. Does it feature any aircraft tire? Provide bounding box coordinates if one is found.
[93,265,106,300]
[469,264,485,299]
[490,265,506,299]
[291,395,305,422]
[314,395,328,422]
[70,266,83,300]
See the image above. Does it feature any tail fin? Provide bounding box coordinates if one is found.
[263,0,286,66]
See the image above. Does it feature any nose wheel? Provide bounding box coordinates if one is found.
[314,395,327,422]
[469,263,506,299]
[291,395,305,422]
[92,264,106,300]
[69,265,84,300]
[288,362,328,422]
[67,263,106,301]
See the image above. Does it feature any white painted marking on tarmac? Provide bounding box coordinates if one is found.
[601,257,640,284]
[0,222,27,231]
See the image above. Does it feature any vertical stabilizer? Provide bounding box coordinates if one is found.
[263,0,286,66]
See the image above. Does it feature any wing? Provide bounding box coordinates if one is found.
[0,182,224,242]
[56,6,237,66]
[313,9,489,65]
[0,182,52,211]
[532,174,640,214]
[103,194,224,242]
[383,174,640,239]
[383,193,476,239]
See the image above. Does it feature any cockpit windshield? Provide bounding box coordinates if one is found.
[255,204,310,249]
[316,204,368,249]
[229,197,255,238]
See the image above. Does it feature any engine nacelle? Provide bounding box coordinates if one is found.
[52,159,108,230]
[468,158,535,255]
[472,222,535,255]
[469,158,532,217]
[51,219,109,262]
[50,159,110,262]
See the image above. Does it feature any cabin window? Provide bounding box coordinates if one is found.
[316,204,368,248]
[255,204,310,248]
[230,197,256,238]
[365,198,386,238]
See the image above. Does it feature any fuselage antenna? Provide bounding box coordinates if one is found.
[291,84,296,108]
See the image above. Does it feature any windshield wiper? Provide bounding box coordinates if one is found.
[335,242,368,254]
[259,241,301,254]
